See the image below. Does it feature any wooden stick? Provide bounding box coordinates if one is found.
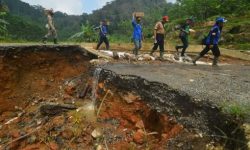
[1,126,41,149]
[97,90,110,117]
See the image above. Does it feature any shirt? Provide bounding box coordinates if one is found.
[99,25,108,37]
[179,24,190,39]
[154,21,165,34]
[132,18,143,41]
[206,24,221,45]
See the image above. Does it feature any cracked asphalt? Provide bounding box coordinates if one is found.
[102,63,250,113]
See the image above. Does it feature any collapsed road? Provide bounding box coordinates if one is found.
[0,45,249,149]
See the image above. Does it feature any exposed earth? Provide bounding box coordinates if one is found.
[0,45,249,150]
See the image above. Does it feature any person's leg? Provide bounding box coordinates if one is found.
[133,39,140,56]
[103,37,110,50]
[181,37,188,57]
[211,45,220,66]
[52,30,58,44]
[175,37,184,53]
[42,29,51,43]
[193,45,210,65]
[150,42,159,55]
[159,36,165,59]
[96,36,104,50]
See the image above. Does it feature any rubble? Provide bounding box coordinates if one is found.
[40,103,77,116]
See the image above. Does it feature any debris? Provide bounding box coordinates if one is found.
[96,145,103,150]
[62,129,74,140]
[40,103,77,116]
[5,116,19,125]
[123,92,140,104]
[49,142,59,150]
[97,90,111,117]
[2,126,41,149]
[133,129,145,144]
[91,128,103,139]
[27,135,37,144]
[90,59,109,66]
[135,120,145,129]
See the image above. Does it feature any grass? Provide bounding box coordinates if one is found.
[221,102,250,120]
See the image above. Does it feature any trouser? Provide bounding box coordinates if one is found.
[97,36,110,50]
[176,36,188,56]
[200,45,220,57]
[45,29,57,39]
[194,45,220,65]
[151,34,165,57]
[133,39,142,56]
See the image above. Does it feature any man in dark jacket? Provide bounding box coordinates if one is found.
[96,20,110,50]
[193,17,227,66]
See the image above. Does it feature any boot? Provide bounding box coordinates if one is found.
[150,49,155,56]
[192,55,201,66]
[160,52,164,61]
[54,38,58,44]
[42,37,47,44]
[212,56,219,66]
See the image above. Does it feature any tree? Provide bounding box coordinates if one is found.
[69,21,97,42]
[0,3,9,38]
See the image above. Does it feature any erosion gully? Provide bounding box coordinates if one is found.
[0,45,248,150]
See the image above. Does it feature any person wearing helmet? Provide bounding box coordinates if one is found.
[42,9,58,44]
[150,16,169,60]
[96,20,110,50]
[132,13,143,56]
[175,18,194,61]
[193,17,227,66]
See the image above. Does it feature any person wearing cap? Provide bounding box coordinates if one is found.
[42,9,58,44]
[96,20,110,50]
[175,18,194,61]
[150,16,169,59]
[193,17,227,66]
[132,13,143,56]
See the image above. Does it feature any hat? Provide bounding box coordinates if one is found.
[216,17,227,23]
[162,16,169,21]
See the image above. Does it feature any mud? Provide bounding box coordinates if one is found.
[98,68,248,149]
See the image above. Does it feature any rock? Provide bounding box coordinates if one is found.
[142,54,155,61]
[133,129,145,144]
[64,80,77,96]
[90,59,109,66]
[96,145,103,150]
[49,142,59,150]
[91,128,103,139]
[27,135,37,144]
[10,129,20,138]
[61,129,74,140]
[40,103,77,116]
[123,92,140,104]
[113,51,120,59]
[135,120,145,129]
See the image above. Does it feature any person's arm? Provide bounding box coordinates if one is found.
[153,23,158,43]
[132,14,136,27]
[210,27,218,45]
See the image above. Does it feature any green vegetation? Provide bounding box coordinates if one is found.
[222,102,250,120]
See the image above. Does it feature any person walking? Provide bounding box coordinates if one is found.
[42,9,58,44]
[95,20,110,50]
[193,17,227,66]
[175,18,194,61]
[150,16,169,60]
[132,13,143,56]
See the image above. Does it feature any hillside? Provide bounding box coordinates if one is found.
[2,0,82,40]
